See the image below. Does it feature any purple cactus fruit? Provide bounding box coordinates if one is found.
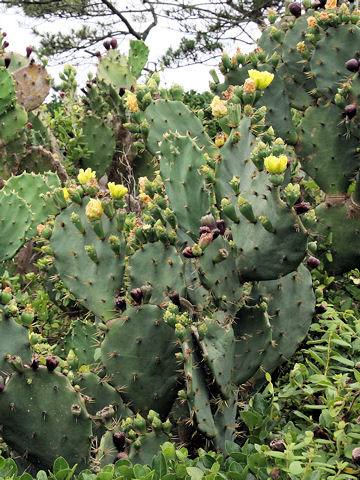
[269,470,280,480]
[4,57,10,68]
[26,46,33,58]
[352,447,360,464]
[95,51,101,58]
[294,201,310,214]
[199,226,211,235]
[110,38,118,49]
[182,246,195,258]
[315,304,327,314]
[30,354,40,370]
[130,287,143,305]
[114,295,126,311]
[103,40,111,50]
[307,256,320,270]
[212,228,221,240]
[345,58,359,72]
[289,2,302,17]
[113,431,126,451]
[270,438,286,452]
[2,32,6,37]
[2,41,9,49]
[119,87,126,97]
[216,219,226,235]
[113,452,129,463]
[345,104,357,119]
[200,214,216,230]
[46,356,59,372]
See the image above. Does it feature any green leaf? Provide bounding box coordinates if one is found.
[288,461,304,475]
[53,458,70,475]
[186,467,204,480]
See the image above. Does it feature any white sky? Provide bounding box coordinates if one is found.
[0,6,260,94]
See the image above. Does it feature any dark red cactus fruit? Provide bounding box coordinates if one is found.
[315,304,327,314]
[4,57,11,68]
[46,356,59,372]
[30,354,40,370]
[199,226,211,235]
[307,256,320,270]
[352,447,360,464]
[113,452,129,463]
[270,438,286,452]
[269,470,280,480]
[212,228,221,240]
[293,201,310,214]
[2,32,6,37]
[110,38,118,49]
[114,295,126,311]
[345,104,357,119]
[2,41,9,49]
[130,287,143,305]
[60,92,65,99]
[26,46,33,58]
[216,219,226,235]
[182,246,195,258]
[119,87,126,97]
[95,51,101,58]
[201,214,216,230]
[113,431,126,451]
[289,2,302,17]
[345,58,359,72]
[103,40,111,50]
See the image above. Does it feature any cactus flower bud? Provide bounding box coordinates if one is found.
[201,214,216,230]
[199,232,213,251]
[130,288,143,305]
[110,38,117,49]
[26,46,33,57]
[213,249,229,263]
[85,199,103,221]
[103,40,111,50]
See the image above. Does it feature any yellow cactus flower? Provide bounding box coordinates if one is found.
[243,78,256,94]
[85,199,104,221]
[210,96,228,118]
[248,70,274,90]
[325,0,337,9]
[264,155,288,174]
[107,182,128,199]
[296,41,307,53]
[37,224,45,234]
[78,168,96,185]
[62,187,69,200]
[215,132,228,147]
[138,176,148,193]
[307,16,317,28]
[126,93,139,113]
[320,11,329,21]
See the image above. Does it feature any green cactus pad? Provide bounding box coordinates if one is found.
[144,100,212,155]
[128,242,186,304]
[159,133,211,238]
[213,389,237,452]
[0,189,31,261]
[215,116,256,204]
[3,172,60,238]
[0,104,27,144]
[59,319,98,367]
[232,305,272,385]
[231,172,307,281]
[198,236,243,313]
[50,199,125,321]
[129,40,149,79]
[0,52,28,73]
[0,366,92,471]
[310,25,360,98]
[296,103,359,194]
[80,115,116,178]
[195,318,235,399]
[251,264,315,378]
[101,305,179,416]
[314,198,360,274]
[129,431,170,464]
[0,67,16,115]
[0,307,31,375]
[182,332,217,438]
[97,51,136,90]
